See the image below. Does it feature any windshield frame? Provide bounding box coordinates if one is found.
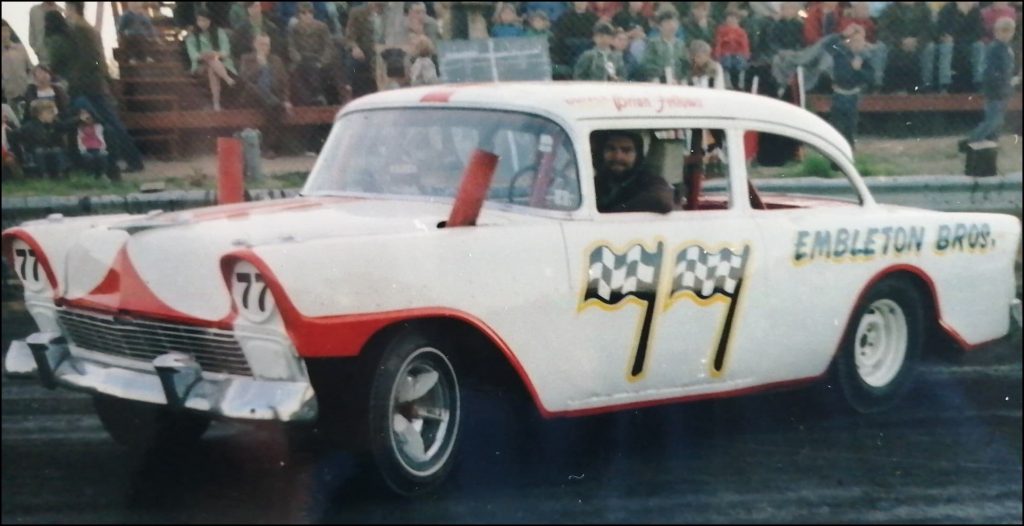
[301,106,585,217]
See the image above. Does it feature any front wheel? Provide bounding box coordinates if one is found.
[833,278,924,413]
[367,331,461,496]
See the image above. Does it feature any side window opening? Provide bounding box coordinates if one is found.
[743,130,863,209]
[591,128,730,214]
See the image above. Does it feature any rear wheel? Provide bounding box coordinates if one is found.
[93,394,210,450]
[833,278,924,413]
[367,330,461,496]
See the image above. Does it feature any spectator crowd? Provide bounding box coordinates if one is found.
[2,1,1023,179]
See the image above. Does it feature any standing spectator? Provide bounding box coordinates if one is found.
[73,100,109,180]
[49,8,142,174]
[804,1,844,45]
[878,1,936,93]
[3,19,33,106]
[688,39,729,89]
[406,2,442,45]
[962,17,1020,148]
[640,10,688,83]
[408,35,440,86]
[682,2,716,48]
[613,2,652,37]
[936,2,985,93]
[185,8,237,111]
[28,2,62,66]
[17,99,67,179]
[613,27,640,80]
[23,65,69,120]
[715,12,751,89]
[231,2,287,63]
[823,24,875,149]
[594,2,625,23]
[492,4,526,38]
[553,2,599,68]
[288,2,334,106]
[239,33,292,159]
[839,2,886,89]
[347,2,385,98]
[765,2,806,56]
[2,100,22,179]
[117,2,160,64]
[981,2,1019,41]
[574,22,625,81]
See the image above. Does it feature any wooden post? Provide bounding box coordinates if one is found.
[217,137,244,204]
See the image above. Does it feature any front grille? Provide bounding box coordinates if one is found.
[57,309,252,376]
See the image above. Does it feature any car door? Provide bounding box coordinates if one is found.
[558,125,767,413]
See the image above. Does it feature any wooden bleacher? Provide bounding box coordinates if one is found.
[807,92,1023,113]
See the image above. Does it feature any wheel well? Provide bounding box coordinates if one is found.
[880,270,949,355]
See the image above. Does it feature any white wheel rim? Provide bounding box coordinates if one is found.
[853,299,908,388]
[388,347,459,477]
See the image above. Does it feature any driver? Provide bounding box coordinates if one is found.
[592,131,674,213]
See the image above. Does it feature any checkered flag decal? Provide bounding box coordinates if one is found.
[585,243,663,305]
[671,245,750,299]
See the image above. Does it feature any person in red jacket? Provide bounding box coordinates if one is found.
[714,11,750,89]
[804,1,844,46]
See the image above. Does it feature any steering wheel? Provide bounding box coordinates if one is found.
[507,164,540,204]
[506,163,575,208]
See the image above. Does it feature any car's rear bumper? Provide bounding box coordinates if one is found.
[3,331,318,422]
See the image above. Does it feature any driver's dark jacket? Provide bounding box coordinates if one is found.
[595,168,675,213]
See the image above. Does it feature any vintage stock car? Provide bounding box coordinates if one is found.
[3,83,1021,495]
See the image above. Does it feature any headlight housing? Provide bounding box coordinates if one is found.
[231,261,276,323]
[10,239,48,293]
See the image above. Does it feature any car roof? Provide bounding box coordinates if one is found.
[340,82,853,161]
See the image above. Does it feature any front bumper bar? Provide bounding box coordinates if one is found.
[4,332,317,422]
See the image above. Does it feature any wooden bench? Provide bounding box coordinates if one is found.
[122,106,341,130]
[807,92,1023,113]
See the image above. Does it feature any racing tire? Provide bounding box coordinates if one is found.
[93,394,211,451]
[833,278,924,413]
[366,330,462,496]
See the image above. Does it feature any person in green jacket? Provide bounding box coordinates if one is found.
[185,7,237,111]
[573,22,625,81]
[641,10,689,83]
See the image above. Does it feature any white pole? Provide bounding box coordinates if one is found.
[797,66,806,108]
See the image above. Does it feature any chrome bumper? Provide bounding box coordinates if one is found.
[3,332,318,422]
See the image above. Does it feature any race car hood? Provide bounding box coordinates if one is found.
[52,196,544,323]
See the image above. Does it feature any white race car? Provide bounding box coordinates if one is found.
[3,83,1020,495]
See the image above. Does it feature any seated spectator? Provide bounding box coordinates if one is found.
[23,64,69,120]
[640,10,689,83]
[937,1,985,93]
[682,2,716,48]
[981,2,1019,41]
[117,1,159,64]
[766,2,806,56]
[715,12,751,89]
[17,99,67,179]
[239,34,292,159]
[688,39,729,89]
[804,1,844,46]
[491,4,526,38]
[185,8,237,111]
[525,10,553,42]
[593,2,624,23]
[878,1,936,93]
[231,2,287,63]
[839,2,886,89]
[613,27,640,80]
[613,2,651,37]
[3,19,33,107]
[288,1,334,105]
[574,21,625,81]
[72,100,109,180]
[408,34,439,86]
[553,2,599,67]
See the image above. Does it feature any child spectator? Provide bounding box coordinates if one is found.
[525,10,553,42]
[963,17,1020,148]
[23,65,69,120]
[288,2,334,105]
[18,99,67,179]
[2,19,33,106]
[491,4,526,38]
[73,101,109,180]
[715,12,751,89]
[409,34,439,86]
[981,2,1019,41]
[688,39,729,89]
[640,10,688,83]
[839,2,886,89]
[878,2,936,93]
[574,21,625,81]
[612,27,640,80]
[117,1,159,64]
[239,33,292,159]
[231,2,287,63]
[682,2,716,48]
[936,2,986,93]
[553,2,599,68]
[185,8,237,111]
[804,1,844,45]
[823,24,875,149]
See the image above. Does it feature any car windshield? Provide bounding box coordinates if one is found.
[303,108,581,211]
